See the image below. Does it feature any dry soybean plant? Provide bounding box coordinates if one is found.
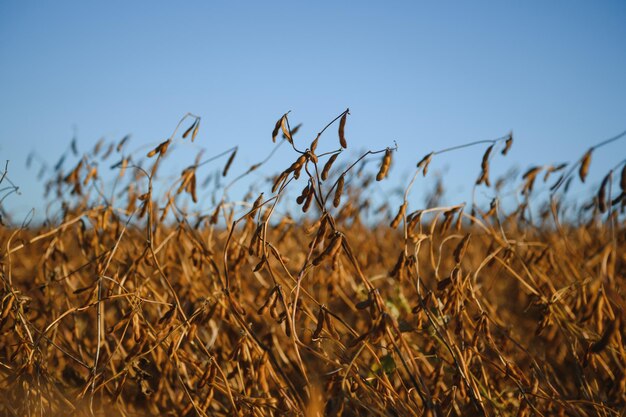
[0,110,625,417]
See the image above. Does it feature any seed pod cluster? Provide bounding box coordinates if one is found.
[182,118,200,141]
[147,139,171,158]
[287,155,307,178]
[177,167,198,203]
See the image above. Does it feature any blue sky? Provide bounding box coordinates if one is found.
[1,1,625,220]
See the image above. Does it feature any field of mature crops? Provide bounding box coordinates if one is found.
[1,111,625,416]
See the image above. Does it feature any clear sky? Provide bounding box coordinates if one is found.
[1,1,625,220]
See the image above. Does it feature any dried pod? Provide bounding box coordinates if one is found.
[188,172,197,203]
[281,116,292,144]
[257,288,278,315]
[389,252,407,278]
[620,164,626,193]
[453,234,471,264]
[579,149,592,183]
[272,172,288,193]
[310,135,319,154]
[55,154,66,171]
[1,296,14,320]
[302,188,314,213]
[312,307,325,340]
[296,184,310,205]
[455,208,464,231]
[522,166,542,193]
[439,208,458,234]
[501,132,513,155]
[253,256,266,272]
[376,149,392,181]
[83,166,98,186]
[485,198,497,217]
[284,123,301,140]
[333,175,345,208]
[116,135,130,152]
[147,139,171,158]
[158,305,176,325]
[322,313,338,339]
[476,144,494,186]
[272,115,284,143]
[321,153,339,181]
[182,120,197,139]
[64,160,83,184]
[222,148,237,177]
[248,224,263,255]
[312,233,342,266]
[93,138,104,155]
[543,163,567,182]
[597,173,610,213]
[197,363,215,389]
[209,203,221,224]
[480,146,492,169]
[390,202,407,229]
[356,298,373,310]
[338,111,348,148]
[416,152,433,176]
[249,193,264,218]
[287,155,307,173]
[191,120,200,141]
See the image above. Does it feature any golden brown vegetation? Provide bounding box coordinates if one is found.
[1,111,625,416]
